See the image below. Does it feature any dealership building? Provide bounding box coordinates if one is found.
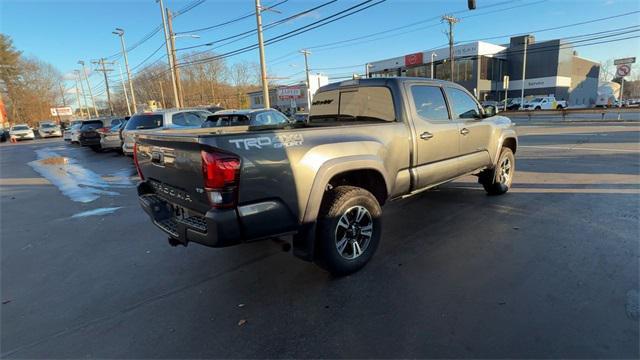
[368,35,600,107]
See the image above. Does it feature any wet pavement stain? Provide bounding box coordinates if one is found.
[71,207,123,218]
[28,149,120,203]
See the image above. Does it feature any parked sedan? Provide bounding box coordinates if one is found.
[38,122,62,138]
[9,124,35,141]
[78,120,105,150]
[100,121,127,153]
[121,109,212,155]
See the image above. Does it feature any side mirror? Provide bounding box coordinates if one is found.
[484,105,497,117]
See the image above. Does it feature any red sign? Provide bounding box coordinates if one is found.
[404,52,423,66]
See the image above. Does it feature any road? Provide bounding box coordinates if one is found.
[1,122,639,358]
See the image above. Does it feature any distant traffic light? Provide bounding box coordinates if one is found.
[468,0,476,10]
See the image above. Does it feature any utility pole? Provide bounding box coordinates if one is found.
[166,10,184,108]
[300,49,312,110]
[520,36,529,110]
[58,83,67,106]
[113,28,137,114]
[75,70,89,118]
[74,77,85,118]
[157,0,180,108]
[255,0,270,108]
[442,15,459,82]
[158,81,166,108]
[117,62,132,116]
[78,60,99,117]
[93,58,115,116]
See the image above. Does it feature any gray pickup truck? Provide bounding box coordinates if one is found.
[135,78,517,275]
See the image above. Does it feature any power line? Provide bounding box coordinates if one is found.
[177,0,289,34]
[130,42,166,72]
[176,0,338,52]
[177,0,387,68]
[308,0,537,51]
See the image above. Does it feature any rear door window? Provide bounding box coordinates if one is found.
[252,111,290,126]
[125,114,163,130]
[410,85,450,122]
[445,87,481,120]
[309,86,395,124]
[202,114,250,127]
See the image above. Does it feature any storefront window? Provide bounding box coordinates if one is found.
[480,56,507,81]
[405,65,429,78]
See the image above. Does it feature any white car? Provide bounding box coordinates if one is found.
[121,109,212,155]
[64,121,83,143]
[38,122,62,138]
[521,95,567,110]
[9,124,35,141]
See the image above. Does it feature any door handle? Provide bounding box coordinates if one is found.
[420,131,434,140]
[460,128,470,136]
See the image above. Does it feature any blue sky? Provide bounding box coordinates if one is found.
[1,0,639,101]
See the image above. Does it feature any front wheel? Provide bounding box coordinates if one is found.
[481,147,515,195]
[316,186,382,276]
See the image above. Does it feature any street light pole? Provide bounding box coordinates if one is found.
[520,36,529,110]
[75,70,89,118]
[78,60,99,117]
[74,75,85,118]
[430,52,437,79]
[300,49,312,110]
[113,28,137,114]
[255,0,270,109]
[157,0,180,108]
[117,62,132,116]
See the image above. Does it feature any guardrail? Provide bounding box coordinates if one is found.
[499,107,640,122]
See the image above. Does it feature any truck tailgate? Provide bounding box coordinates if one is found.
[135,133,212,215]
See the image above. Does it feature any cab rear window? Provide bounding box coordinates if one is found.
[309,86,396,125]
[80,121,103,130]
[125,115,163,130]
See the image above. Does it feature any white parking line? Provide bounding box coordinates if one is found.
[520,145,639,153]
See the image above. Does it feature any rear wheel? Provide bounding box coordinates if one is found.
[90,145,102,152]
[535,106,541,110]
[316,186,382,276]
[481,147,515,195]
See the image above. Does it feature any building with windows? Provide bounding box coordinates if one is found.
[368,35,600,107]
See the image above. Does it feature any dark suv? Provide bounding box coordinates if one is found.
[78,120,105,150]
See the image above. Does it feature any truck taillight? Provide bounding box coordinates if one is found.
[133,142,145,180]
[201,149,241,208]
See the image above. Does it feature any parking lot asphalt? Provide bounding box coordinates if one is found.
[1,122,639,358]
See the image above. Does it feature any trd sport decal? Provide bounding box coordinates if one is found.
[229,134,304,150]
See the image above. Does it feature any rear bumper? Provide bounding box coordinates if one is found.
[79,137,101,146]
[122,142,134,155]
[137,181,298,248]
[137,182,242,247]
[100,137,122,149]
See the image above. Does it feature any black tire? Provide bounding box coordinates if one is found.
[482,147,515,195]
[535,106,541,110]
[315,186,382,276]
[556,105,563,110]
[90,145,102,152]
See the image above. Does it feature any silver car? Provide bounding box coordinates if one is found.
[100,120,127,152]
[122,109,212,155]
